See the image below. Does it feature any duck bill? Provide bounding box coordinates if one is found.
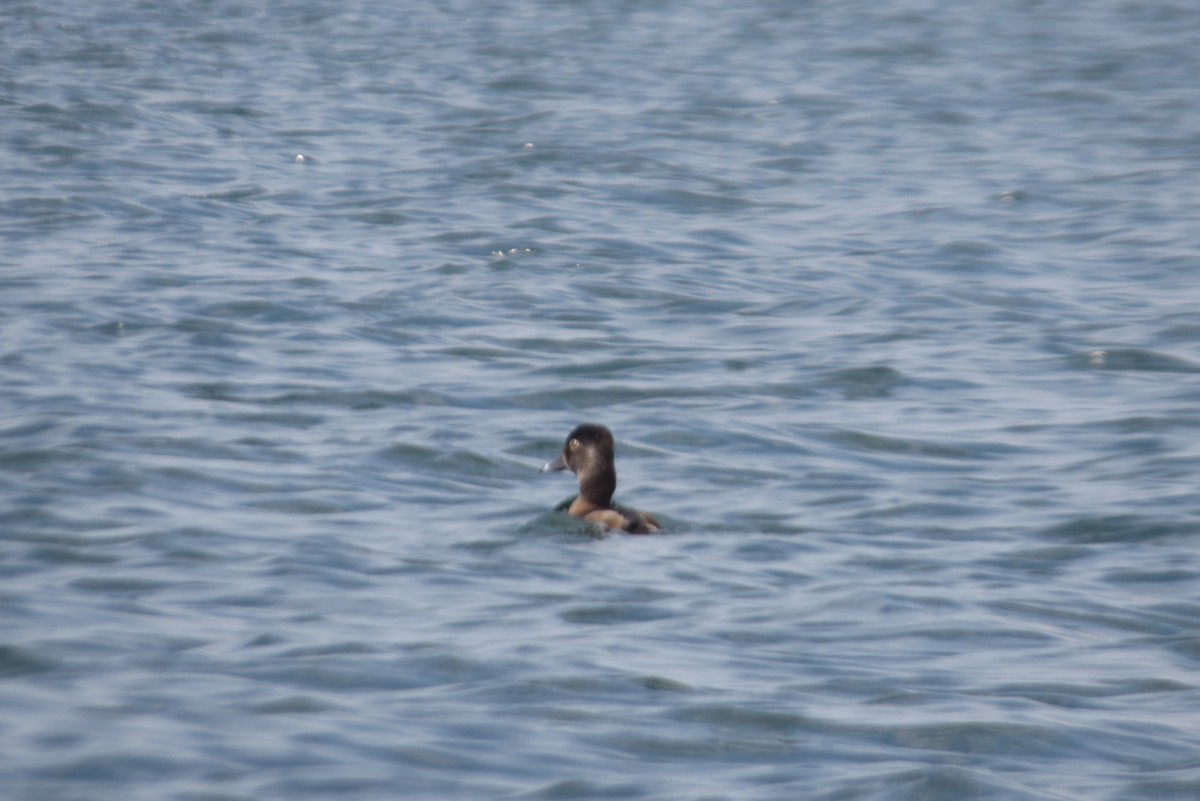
[540,454,568,473]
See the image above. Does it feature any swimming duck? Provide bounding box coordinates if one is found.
[541,424,661,534]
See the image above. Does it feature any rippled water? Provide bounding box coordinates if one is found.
[4,1,1200,799]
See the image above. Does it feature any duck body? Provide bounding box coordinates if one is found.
[541,424,661,534]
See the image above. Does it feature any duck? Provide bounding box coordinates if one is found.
[541,423,661,534]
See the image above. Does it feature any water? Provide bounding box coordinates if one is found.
[3,1,1200,799]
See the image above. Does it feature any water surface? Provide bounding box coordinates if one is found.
[3,1,1200,799]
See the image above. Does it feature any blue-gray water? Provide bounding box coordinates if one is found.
[3,1,1200,799]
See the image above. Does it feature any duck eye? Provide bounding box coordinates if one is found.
[568,438,579,451]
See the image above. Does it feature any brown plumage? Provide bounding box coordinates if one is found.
[541,424,661,534]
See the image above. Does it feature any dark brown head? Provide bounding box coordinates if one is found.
[541,423,617,506]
